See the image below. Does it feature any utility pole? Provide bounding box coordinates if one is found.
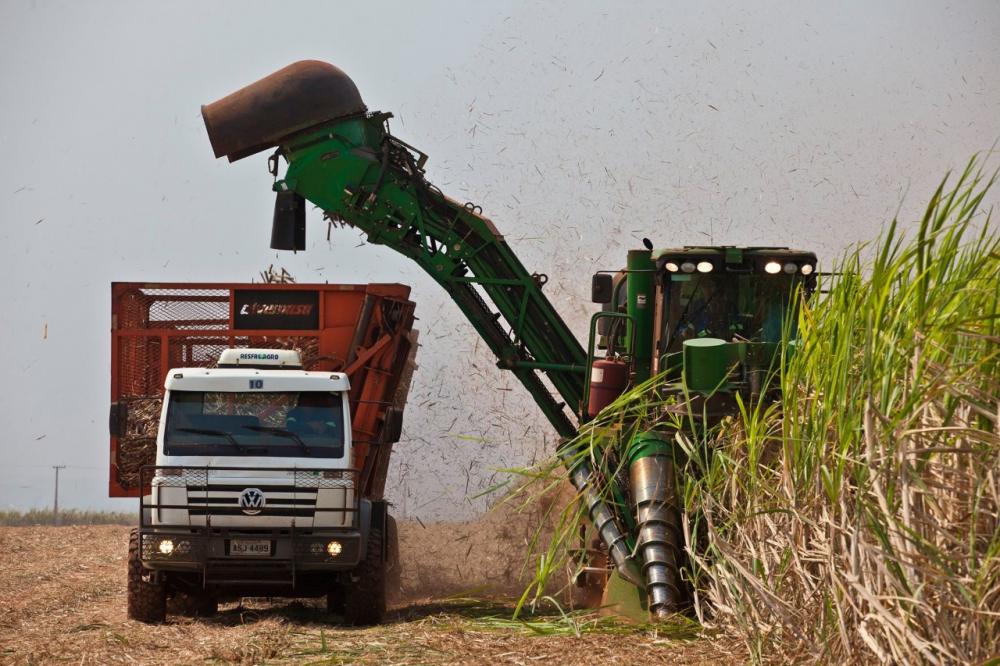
[52,465,65,526]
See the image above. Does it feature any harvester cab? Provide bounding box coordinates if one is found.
[590,246,817,408]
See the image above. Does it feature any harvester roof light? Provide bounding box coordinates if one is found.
[664,261,679,272]
[783,262,798,274]
[696,261,714,273]
[681,261,696,273]
[764,261,782,274]
[801,263,814,276]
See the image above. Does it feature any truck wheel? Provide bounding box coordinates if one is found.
[342,527,386,626]
[127,529,167,623]
[385,514,401,603]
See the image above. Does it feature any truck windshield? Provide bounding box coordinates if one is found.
[163,391,346,458]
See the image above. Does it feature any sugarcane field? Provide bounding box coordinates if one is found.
[1,2,998,665]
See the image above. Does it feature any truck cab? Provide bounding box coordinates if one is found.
[128,348,389,625]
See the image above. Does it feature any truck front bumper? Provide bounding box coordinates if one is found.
[139,527,363,573]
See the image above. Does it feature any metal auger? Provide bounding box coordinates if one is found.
[629,436,686,616]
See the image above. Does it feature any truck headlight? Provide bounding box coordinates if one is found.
[158,539,175,555]
[326,540,343,557]
[764,261,781,274]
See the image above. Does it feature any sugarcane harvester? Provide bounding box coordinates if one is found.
[202,61,817,619]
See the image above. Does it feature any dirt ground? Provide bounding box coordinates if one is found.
[0,523,744,665]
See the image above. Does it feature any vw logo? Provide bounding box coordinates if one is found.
[238,488,266,515]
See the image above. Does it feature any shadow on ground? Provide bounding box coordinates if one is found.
[190,596,523,629]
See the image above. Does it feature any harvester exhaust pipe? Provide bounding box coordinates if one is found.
[629,438,686,617]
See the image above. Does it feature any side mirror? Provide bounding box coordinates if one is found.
[109,402,128,438]
[271,191,306,251]
[591,273,614,303]
[381,407,404,444]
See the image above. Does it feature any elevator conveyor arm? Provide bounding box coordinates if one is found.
[201,61,587,438]
[283,117,587,437]
[202,61,639,584]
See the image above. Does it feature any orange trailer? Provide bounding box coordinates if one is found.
[110,282,417,499]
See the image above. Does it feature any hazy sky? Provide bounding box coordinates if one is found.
[1,1,997,519]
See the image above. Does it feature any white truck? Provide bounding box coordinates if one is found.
[127,348,399,625]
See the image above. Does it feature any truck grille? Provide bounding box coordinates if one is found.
[187,485,318,517]
[142,466,357,529]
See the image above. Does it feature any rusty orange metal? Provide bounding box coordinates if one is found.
[110,282,415,498]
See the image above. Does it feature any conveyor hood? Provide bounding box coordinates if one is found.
[202,60,366,162]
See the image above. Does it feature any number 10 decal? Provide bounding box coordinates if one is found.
[249,379,264,389]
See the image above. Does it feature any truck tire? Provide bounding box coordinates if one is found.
[385,514,401,603]
[341,527,386,626]
[127,529,167,623]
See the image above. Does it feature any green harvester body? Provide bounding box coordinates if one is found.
[201,60,817,621]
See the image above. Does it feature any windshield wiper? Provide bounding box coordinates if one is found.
[173,427,246,453]
[242,425,311,455]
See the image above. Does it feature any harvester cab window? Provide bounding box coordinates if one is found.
[164,390,345,458]
[740,277,801,344]
[665,275,732,351]
[662,271,807,354]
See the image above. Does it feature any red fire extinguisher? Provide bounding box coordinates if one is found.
[587,358,629,418]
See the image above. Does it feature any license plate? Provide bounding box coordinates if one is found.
[230,539,272,557]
